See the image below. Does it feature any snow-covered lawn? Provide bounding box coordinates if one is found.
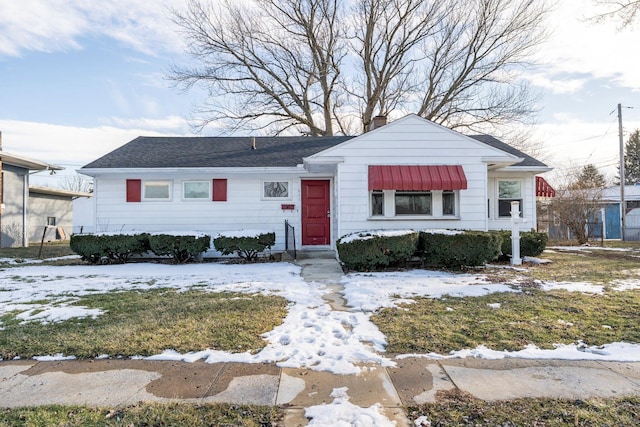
[1,260,640,374]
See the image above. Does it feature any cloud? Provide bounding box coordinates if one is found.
[0,0,186,57]
[525,73,588,94]
[538,1,640,90]
[0,117,191,167]
[532,115,640,183]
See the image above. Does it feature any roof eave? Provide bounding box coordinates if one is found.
[79,166,305,177]
[1,152,64,171]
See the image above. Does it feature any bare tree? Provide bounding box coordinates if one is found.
[169,0,549,136]
[548,166,604,245]
[591,0,640,28]
[60,175,93,193]
[170,0,346,136]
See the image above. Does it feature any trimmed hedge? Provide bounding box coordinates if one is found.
[492,230,548,259]
[213,232,276,261]
[336,231,418,271]
[148,234,211,263]
[419,231,502,269]
[70,233,150,264]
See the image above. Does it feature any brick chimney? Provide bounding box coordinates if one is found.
[372,115,387,130]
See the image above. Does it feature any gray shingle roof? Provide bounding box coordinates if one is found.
[82,136,353,169]
[82,133,548,169]
[469,134,548,168]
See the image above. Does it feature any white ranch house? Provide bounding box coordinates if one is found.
[79,115,551,255]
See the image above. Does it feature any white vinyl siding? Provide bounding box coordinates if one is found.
[91,173,316,254]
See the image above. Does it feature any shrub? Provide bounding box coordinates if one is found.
[148,233,211,263]
[419,231,502,269]
[493,230,548,259]
[336,230,418,271]
[70,233,150,264]
[213,232,276,261]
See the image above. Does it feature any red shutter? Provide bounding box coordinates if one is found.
[212,179,227,201]
[126,179,141,202]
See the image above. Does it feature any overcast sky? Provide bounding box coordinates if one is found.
[0,0,639,187]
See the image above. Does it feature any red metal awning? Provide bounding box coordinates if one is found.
[536,176,556,198]
[368,165,468,191]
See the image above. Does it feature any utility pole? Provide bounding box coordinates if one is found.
[618,103,626,241]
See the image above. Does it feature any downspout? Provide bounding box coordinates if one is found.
[23,172,28,247]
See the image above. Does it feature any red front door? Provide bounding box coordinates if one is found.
[301,180,331,245]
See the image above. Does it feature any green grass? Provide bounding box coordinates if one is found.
[0,403,282,426]
[0,242,75,260]
[409,389,640,426]
[0,289,288,360]
[373,288,640,354]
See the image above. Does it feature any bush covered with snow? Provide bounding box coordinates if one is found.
[213,231,276,261]
[419,231,502,269]
[70,233,150,264]
[492,230,548,260]
[148,233,211,263]
[336,230,418,271]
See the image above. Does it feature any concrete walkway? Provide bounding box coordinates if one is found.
[1,254,640,426]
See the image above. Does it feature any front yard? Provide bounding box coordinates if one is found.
[1,241,639,426]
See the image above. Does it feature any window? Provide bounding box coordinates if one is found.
[442,191,455,215]
[183,181,210,200]
[47,216,56,226]
[143,181,171,200]
[395,191,432,215]
[263,181,289,199]
[371,190,384,216]
[498,180,522,217]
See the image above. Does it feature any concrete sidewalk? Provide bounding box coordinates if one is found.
[1,358,639,426]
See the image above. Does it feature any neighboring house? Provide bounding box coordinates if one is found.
[79,115,552,255]
[0,146,64,248]
[28,186,92,244]
[546,185,640,241]
[596,185,640,241]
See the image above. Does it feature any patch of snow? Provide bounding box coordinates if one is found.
[33,354,77,362]
[16,304,103,324]
[149,231,210,238]
[414,415,432,426]
[522,256,552,264]
[420,229,465,236]
[217,230,273,238]
[342,270,516,312]
[337,229,416,244]
[305,387,396,427]
[487,303,501,309]
[398,342,640,362]
[549,246,635,252]
[610,280,640,291]
[538,281,604,294]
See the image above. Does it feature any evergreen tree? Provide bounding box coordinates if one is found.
[570,164,606,189]
[623,129,640,185]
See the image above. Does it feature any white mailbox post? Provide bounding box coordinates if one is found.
[510,201,527,266]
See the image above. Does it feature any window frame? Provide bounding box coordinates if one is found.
[497,180,522,218]
[262,181,291,200]
[394,191,433,216]
[442,190,456,216]
[369,189,462,219]
[182,180,211,201]
[142,180,172,201]
[371,190,384,216]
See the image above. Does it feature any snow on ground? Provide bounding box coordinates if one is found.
[305,387,396,427]
[548,246,636,252]
[1,259,640,373]
[0,262,391,374]
[399,342,640,362]
[341,270,516,311]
